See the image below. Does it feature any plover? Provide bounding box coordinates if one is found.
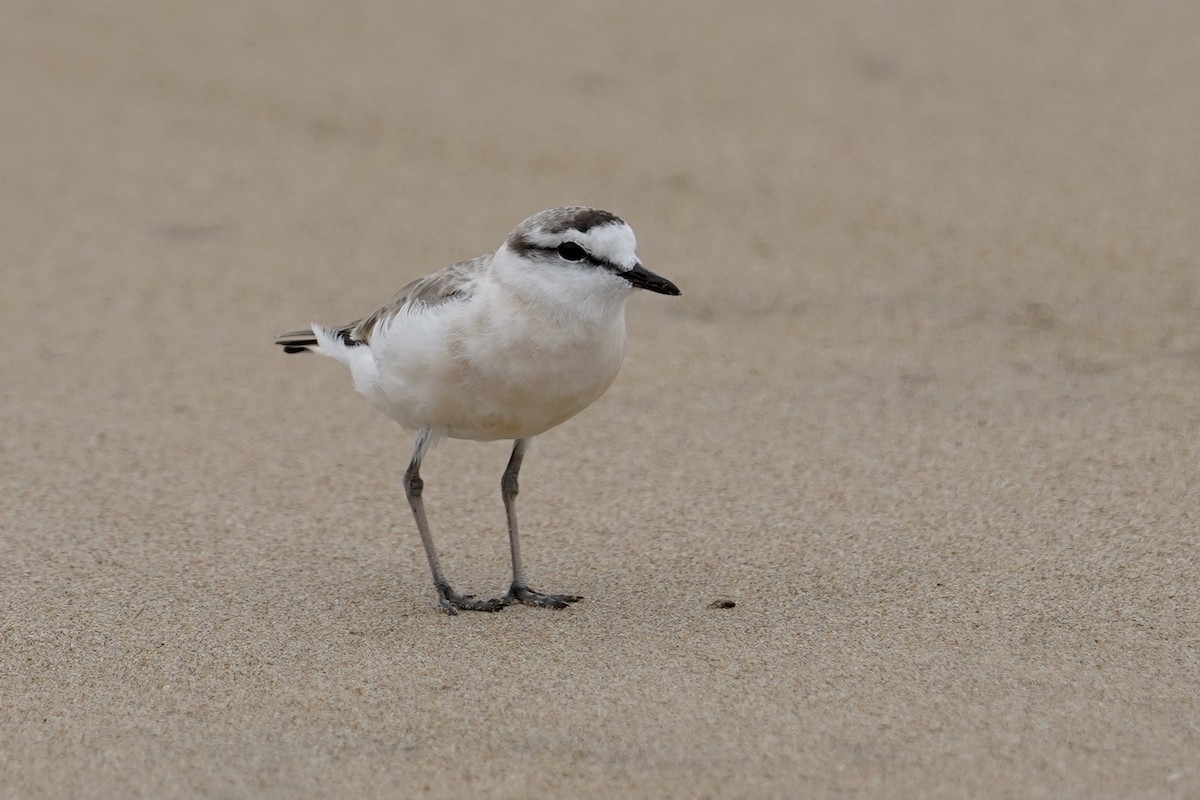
[275,207,680,614]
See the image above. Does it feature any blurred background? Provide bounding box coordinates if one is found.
[3,1,1197,797]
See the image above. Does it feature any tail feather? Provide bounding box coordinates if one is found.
[274,328,319,354]
[276,319,367,356]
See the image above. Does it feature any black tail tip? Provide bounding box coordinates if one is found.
[281,345,313,354]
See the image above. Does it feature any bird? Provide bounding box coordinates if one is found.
[274,207,680,614]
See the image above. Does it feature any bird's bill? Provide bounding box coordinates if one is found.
[622,263,681,296]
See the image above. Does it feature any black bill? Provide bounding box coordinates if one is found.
[622,263,681,296]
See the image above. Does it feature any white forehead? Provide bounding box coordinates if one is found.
[525,221,639,269]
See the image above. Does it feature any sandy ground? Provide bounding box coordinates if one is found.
[3,1,1198,797]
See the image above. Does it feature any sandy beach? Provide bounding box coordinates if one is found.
[3,2,1197,796]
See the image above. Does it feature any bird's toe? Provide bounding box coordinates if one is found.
[436,584,506,614]
[504,584,583,609]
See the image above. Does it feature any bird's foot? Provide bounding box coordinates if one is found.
[436,583,505,616]
[504,584,583,609]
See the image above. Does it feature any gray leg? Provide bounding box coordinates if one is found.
[405,428,503,615]
[501,438,582,609]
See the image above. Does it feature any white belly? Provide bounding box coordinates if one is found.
[367,294,628,441]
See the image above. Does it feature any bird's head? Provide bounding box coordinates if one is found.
[497,207,681,304]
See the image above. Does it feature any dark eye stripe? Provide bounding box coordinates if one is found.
[510,235,627,274]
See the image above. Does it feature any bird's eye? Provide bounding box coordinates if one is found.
[556,242,587,262]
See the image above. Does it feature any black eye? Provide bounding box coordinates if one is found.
[556,242,587,262]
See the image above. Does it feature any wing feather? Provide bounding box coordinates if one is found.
[275,255,488,351]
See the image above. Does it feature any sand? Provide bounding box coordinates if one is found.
[3,1,1197,797]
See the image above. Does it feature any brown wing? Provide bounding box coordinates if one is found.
[346,254,487,345]
[273,255,487,352]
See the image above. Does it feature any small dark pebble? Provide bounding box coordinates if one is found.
[708,600,736,609]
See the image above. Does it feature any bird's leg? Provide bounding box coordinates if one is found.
[405,429,503,615]
[501,438,583,609]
